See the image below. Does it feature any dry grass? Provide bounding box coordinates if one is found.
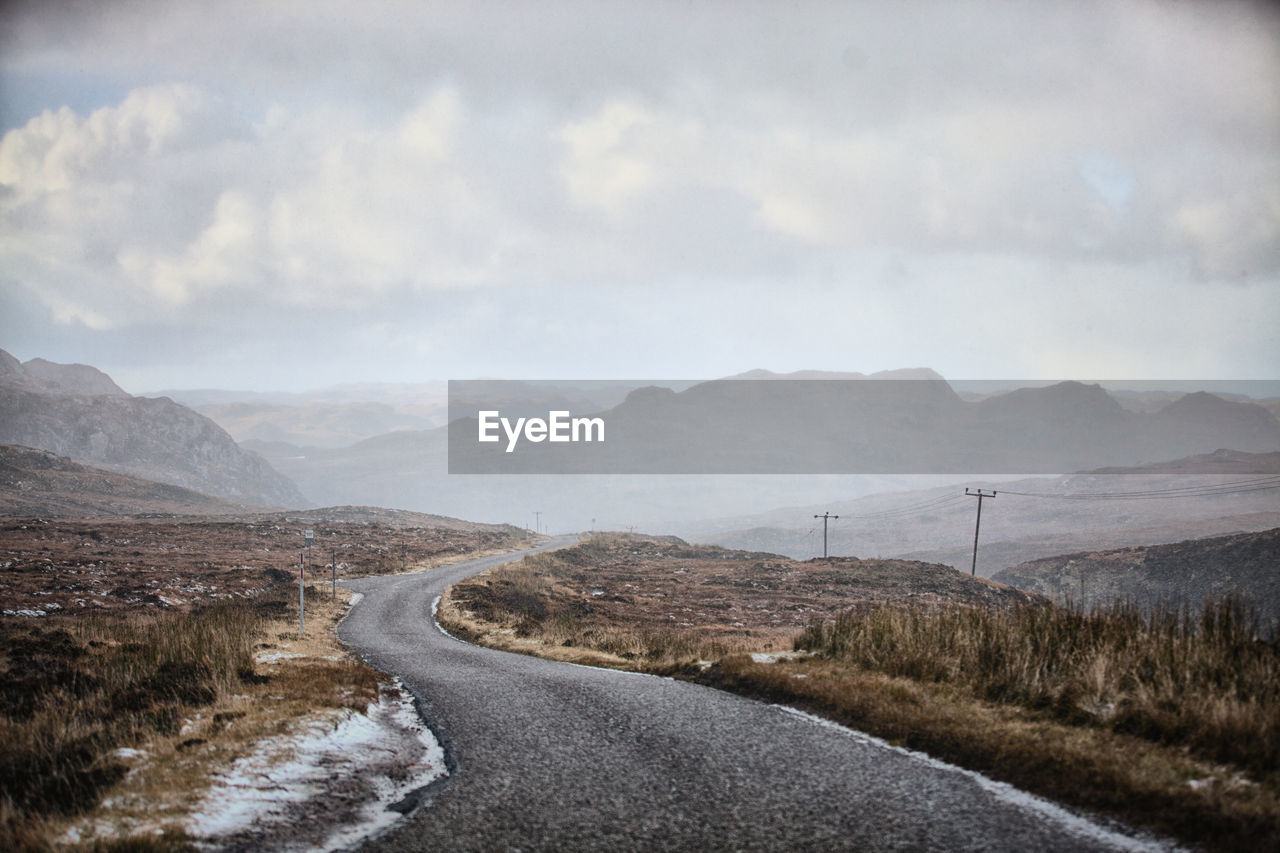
[0,512,532,851]
[439,584,762,671]
[438,532,1034,668]
[443,535,1280,852]
[795,598,1280,783]
[0,584,383,852]
[438,555,775,670]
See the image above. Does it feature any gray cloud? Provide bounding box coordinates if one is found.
[0,1,1277,388]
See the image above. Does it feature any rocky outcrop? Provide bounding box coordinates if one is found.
[0,350,306,508]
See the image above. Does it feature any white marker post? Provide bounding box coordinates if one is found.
[298,551,305,634]
[301,529,315,634]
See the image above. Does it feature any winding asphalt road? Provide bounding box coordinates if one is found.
[340,537,1172,852]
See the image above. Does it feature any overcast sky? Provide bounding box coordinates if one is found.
[1,1,1277,393]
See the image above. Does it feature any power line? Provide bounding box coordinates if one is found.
[1000,475,1280,501]
[846,493,970,520]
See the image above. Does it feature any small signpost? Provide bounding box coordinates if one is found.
[300,529,315,634]
[298,551,305,634]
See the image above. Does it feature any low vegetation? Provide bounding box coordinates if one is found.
[441,534,1280,852]
[0,583,387,851]
[795,597,1279,781]
[0,581,380,851]
[0,511,526,851]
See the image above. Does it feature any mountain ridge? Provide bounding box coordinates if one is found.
[0,349,307,508]
[0,444,253,517]
[992,527,1280,635]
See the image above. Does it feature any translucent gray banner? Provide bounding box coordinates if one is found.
[447,379,1280,474]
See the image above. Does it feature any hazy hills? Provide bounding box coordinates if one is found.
[0,444,251,517]
[0,350,305,508]
[6,355,1277,551]
[257,374,1279,535]
[992,527,1280,635]
[157,379,643,449]
[676,450,1280,576]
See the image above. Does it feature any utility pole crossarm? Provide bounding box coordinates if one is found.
[964,489,997,577]
[813,512,839,558]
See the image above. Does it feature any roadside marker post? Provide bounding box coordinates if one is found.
[301,529,315,634]
[298,551,305,634]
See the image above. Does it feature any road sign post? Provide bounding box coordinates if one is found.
[301,529,315,633]
[298,551,305,634]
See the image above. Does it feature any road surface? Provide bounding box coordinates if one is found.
[339,536,1171,852]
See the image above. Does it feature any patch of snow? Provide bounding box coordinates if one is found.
[186,679,446,851]
[749,651,805,664]
[4,609,48,617]
[254,651,305,663]
[431,594,462,642]
[774,706,1181,852]
[348,592,364,606]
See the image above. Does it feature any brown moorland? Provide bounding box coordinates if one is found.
[0,511,532,851]
[0,509,529,617]
[441,533,1037,665]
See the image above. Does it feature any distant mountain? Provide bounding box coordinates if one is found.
[166,379,647,449]
[1089,448,1280,474]
[992,528,1280,635]
[0,444,250,517]
[0,350,127,397]
[251,371,1279,534]
[0,350,306,507]
[193,400,436,449]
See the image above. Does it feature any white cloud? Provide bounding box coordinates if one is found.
[0,1,1276,386]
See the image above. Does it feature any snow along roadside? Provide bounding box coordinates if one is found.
[185,676,446,852]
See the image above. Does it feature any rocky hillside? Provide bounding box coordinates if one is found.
[992,528,1280,633]
[0,445,251,517]
[0,350,306,508]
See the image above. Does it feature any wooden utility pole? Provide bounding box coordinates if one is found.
[813,512,839,558]
[965,489,997,576]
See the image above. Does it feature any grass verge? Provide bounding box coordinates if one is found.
[1,584,384,851]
